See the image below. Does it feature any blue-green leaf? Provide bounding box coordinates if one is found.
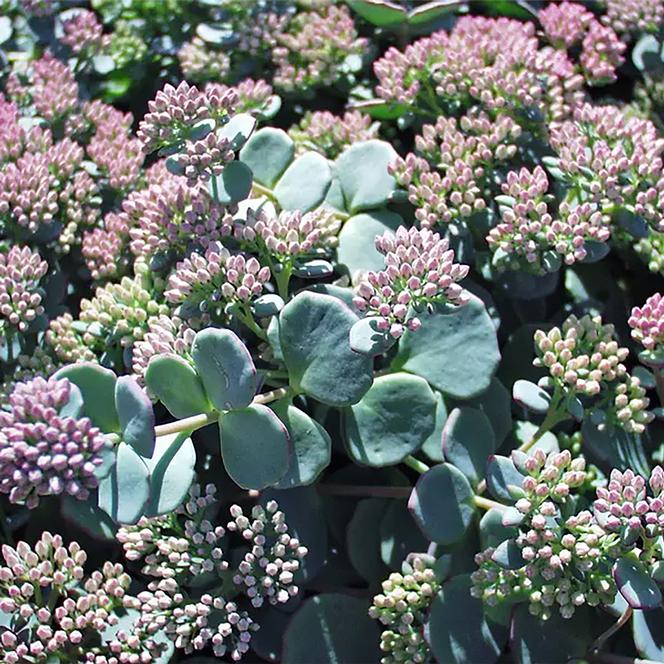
[115,377,155,458]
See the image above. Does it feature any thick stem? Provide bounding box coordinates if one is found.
[252,181,277,202]
[236,304,268,341]
[473,495,507,512]
[403,455,430,474]
[154,387,289,437]
[274,266,292,302]
[590,606,633,654]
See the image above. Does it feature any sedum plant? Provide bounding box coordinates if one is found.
[3,1,664,663]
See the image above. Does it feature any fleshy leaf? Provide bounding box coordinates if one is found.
[614,557,662,610]
[347,0,407,26]
[219,405,291,490]
[209,160,253,204]
[191,328,257,411]
[486,455,525,503]
[409,463,475,545]
[344,373,436,466]
[279,291,373,406]
[512,379,551,413]
[98,442,150,524]
[145,354,211,418]
[54,363,120,433]
[274,152,332,212]
[115,376,155,458]
[240,127,295,188]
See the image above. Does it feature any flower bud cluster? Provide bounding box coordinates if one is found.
[132,314,196,383]
[0,348,60,405]
[76,275,170,353]
[206,79,275,117]
[0,532,160,663]
[133,579,257,659]
[178,38,231,84]
[373,16,581,123]
[272,5,367,92]
[45,313,98,364]
[60,9,108,56]
[548,104,664,233]
[165,242,270,321]
[634,231,664,276]
[117,484,226,581]
[369,556,439,664]
[473,450,617,620]
[539,2,594,49]
[353,226,469,339]
[288,110,379,159]
[236,208,340,263]
[390,111,521,228]
[127,177,234,265]
[137,81,237,156]
[229,501,307,608]
[610,374,654,434]
[0,245,48,334]
[0,377,106,508]
[487,166,611,271]
[594,466,664,535]
[579,21,626,86]
[628,292,664,352]
[81,211,132,281]
[599,0,664,34]
[533,314,629,396]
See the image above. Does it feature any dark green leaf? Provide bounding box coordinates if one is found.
[614,557,662,610]
[209,160,253,204]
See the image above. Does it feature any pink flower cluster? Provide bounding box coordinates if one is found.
[0,377,107,508]
[237,208,340,261]
[137,81,237,155]
[0,245,48,334]
[353,226,469,339]
[539,2,594,48]
[60,9,108,55]
[288,110,379,159]
[549,104,664,231]
[272,5,367,92]
[628,292,664,351]
[206,79,275,116]
[594,467,664,532]
[165,242,271,315]
[487,165,611,270]
[600,0,664,34]
[373,16,584,122]
[178,38,231,84]
[391,111,520,228]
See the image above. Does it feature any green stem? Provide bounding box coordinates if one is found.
[403,455,430,474]
[252,181,277,202]
[154,387,289,438]
[274,265,292,302]
[473,495,507,512]
[236,304,268,341]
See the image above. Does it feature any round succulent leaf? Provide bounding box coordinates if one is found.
[334,140,399,213]
[336,209,403,279]
[491,539,524,569]
[421,390,448,463]
[61,494,116,540]
[145,354,211,419]
[479,508,517,550]
[409,463,476,545]
[219,405,291,490]
[408,0,463,25]
[191,328,257,411]
[250,606,291,662]
[613,557,662,610]
[344,373,436,466]
[393,294,500,399]
[282,594,381,664]
[512,379,551,413]
[442,407,496,486]
[270,400,332,489]
[209,160,253,204]
[115,376,155,458]
[0,16,12,44]
[633,608,664,659]
[292,259,334,278]
[240,127,295,188]
[97,442,150,525]
[274,151,332,212]
[54,363,120,433]
[427,574,505,664]
[261,486,328,582]
[465,378,512,445]
[252,293,285,317]
[279,291,373,406]
[217,113,256,151]
[349,317,396,356]
[486,455,525,503]
[513,420,559,455]
[195,22,234,44]
[143,431,196,517]
[347,0,407,26]
[379,499,429,568]
[510,604,598,664]
[632,34,664,73]
[346,498,391,583]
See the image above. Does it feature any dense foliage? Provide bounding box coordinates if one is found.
[3,0,664,662]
